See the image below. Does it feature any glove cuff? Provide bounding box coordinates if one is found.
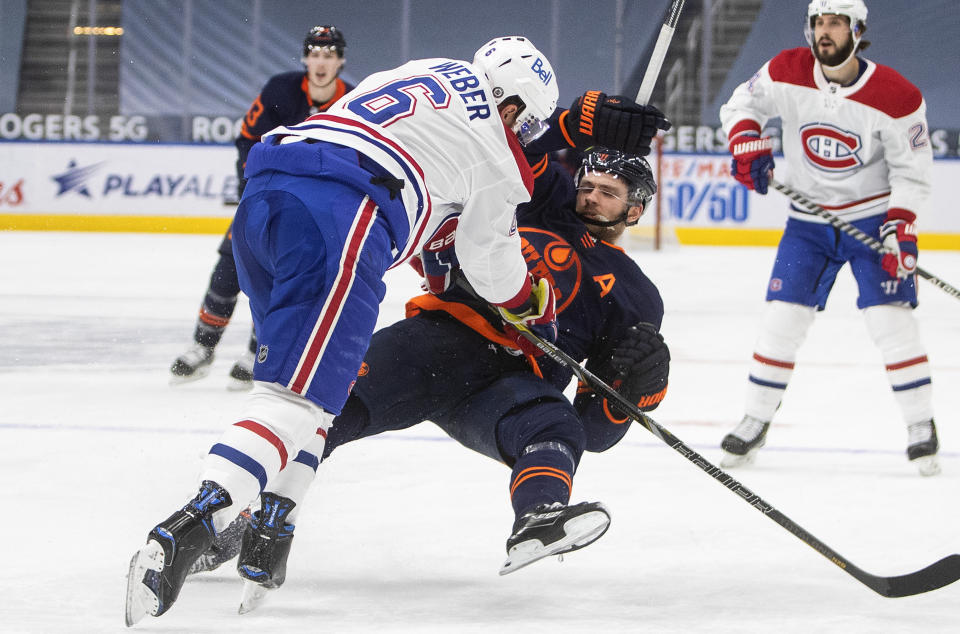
[727,119,762,142]
[492,273,533,310]
[885,207,916,224]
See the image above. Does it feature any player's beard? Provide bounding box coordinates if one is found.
[814,35,855,67]
[578,205,627,243]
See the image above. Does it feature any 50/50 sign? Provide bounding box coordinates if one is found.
[666,181,749,223]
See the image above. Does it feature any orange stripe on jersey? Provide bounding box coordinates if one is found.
[321,79,349,110]
[530,153,549,178]
[558,110,576,148]
[886,355,928,371]
[198,307,230,327]
[753,352,794,369]
[510,466,572,497]
[234,419,288,469]
[599,239,626,253]
[403,294,544,378]
[405,294,517,347]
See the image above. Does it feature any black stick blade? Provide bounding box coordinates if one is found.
[860,554,960,598]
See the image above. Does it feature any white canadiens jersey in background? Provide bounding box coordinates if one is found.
[720,47,933,222]
[262,57,533,306]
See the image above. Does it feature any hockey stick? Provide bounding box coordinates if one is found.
[770,178,960,300]
[508,320,960,597]
[635,0,686,105]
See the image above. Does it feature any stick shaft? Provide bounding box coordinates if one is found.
[770,179,960,300]
[635,0,686,105]
[511,323,960,597]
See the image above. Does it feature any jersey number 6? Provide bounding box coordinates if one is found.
[346,76,451,127]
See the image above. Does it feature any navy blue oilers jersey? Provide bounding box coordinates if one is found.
[407,158,664,448]
[235,72,353,180]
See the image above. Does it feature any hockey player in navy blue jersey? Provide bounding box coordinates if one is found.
[170,25,354,389]
[226,146,670,611]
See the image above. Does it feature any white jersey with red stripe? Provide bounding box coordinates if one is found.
[720,47,932,222]
[261,57,534,307]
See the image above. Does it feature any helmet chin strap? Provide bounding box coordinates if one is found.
[577,209,630,228]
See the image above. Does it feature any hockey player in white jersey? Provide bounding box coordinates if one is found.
[718,0,940,475]
[124,36,566,626]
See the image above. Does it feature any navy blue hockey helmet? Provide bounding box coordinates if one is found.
[576,148,657,208]
[303,25,346,58]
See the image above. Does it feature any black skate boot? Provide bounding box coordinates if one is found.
[227,350,255,391]
[188,507,252,575]
[170,343,215,384]
[907,419,940,477]
[237,492,296,614]
[125,481,232,626]
[499,501,610,575]
[720,415,770,468]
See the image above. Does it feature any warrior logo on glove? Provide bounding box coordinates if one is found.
[562,91,671,157]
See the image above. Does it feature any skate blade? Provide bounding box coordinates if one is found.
[225,377,254,392]
[719,449,758,469]
[124,541,164,627]
[499,510,610,576]
[239,580,272,614]
[169,366,212,386]
[912,455,941,477]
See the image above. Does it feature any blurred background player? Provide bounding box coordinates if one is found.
[127,35,570,625]
[170,25,354,389]
[226,146,670,611]
[717,0,940,476]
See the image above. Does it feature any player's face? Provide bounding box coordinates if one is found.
[575,171,641,242]
[812,14,855,67]
[304,47,344,89]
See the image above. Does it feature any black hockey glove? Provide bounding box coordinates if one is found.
[563,91,671,156]
[607,322,670,411]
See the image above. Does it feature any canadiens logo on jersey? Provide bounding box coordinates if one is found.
[800,123,863,172]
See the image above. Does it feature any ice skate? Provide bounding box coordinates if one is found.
[169,343,215,384]
[907,420,940,477]
[188,507,251,575]
[499,501,610,576]
[227,350,255,391]
[720,415,770,468]
[125,481,232,626]
[237,492,296,614]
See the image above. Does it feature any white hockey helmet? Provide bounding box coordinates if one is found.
[804,0,868,49]
[473,36,559,144]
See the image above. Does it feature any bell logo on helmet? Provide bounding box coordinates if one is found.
[530,58,553,86]
[472,36,559,144]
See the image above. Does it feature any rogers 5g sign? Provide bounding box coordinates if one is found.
[0,113,149,141]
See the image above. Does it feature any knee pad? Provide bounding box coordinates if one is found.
[754,301,817,361]
[862,305,925,361]
[242,381,334,452]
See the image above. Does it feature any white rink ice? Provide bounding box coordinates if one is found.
[1,231,959,633]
